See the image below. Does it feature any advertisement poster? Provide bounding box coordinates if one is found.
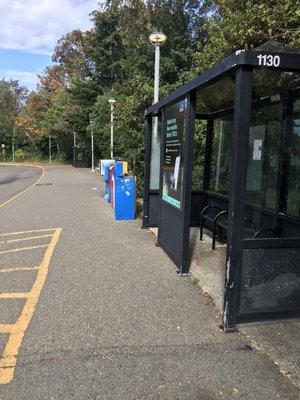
[162,98,187,209]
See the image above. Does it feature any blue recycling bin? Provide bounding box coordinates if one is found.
[114,176,136,220]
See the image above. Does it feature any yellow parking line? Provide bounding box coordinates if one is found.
[0,234,52,245]
[0,244,48,255]
[0,293,31,299]
[0,325,16,334]
[0,266,39,273]
[0,228,61,384]
[0,164,44,210]
[0,228,55,237]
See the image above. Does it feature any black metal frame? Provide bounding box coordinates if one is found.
[142,115,153,228]
[223,67,253,328]
[143,49,300,329]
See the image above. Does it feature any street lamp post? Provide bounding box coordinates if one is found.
[1,144,5,162]
[12,137,15,162]
[108,98,116,159]
[149,31,167,103]
[149,30,167,189]
[73,132,76,168]
[49,136,52,164]
[90,120,95,172]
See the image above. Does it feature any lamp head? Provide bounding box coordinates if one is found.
[149,31,167,46]
[108,98,116,104]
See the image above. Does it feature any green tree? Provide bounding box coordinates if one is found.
[194,0,300,72]
[0,80,28,158]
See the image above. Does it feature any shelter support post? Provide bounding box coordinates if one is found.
[142,115,153,228]
[223,67,252,329]
[180,92,196,274]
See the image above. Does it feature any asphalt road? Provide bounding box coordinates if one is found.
[0,164,298,400]
[0,165,42,205]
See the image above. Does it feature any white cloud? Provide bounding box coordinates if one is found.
[0,0,100,55]
[0,69,39,88]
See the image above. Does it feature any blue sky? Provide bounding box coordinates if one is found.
[0,0,100,90]
[0,49,51,89]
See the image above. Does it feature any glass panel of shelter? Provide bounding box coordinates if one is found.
[189,75,236,311]
[193,75,236,251]
[193,70,300,248]
[149,116,162,190]
[238,68,300,318]
[243,70,300,239]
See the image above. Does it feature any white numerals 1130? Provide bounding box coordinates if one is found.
[257,54,280,67]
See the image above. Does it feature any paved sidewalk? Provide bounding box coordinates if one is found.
[188,229,300,391]
[0,165,298,399]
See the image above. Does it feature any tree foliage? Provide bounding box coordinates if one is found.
[1,0,298,187]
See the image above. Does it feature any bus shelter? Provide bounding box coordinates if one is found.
[143,49,300,329]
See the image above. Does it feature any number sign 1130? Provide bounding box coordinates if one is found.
[257,54,280,67]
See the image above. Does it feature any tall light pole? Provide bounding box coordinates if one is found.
[108,98,116,159]
[73,132,76,167]
[49,136,52,164]
[149,31,167,103]
[12,137,15,162]
[1,144,5,162]
[90,120,95,172]
[149,30,167,189]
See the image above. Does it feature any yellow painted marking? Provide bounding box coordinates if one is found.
[0,164,44,210]
[0,293,31,299]
[0,228,61,384]
[0,244,48,255]
[0,234,52,245]
[0,266,39,273]
[0,228,55,237]
[0,325,16,334]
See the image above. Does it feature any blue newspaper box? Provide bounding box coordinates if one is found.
[103,164,111,202]
[114,176,135,220]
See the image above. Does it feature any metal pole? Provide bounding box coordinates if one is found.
[73,132,76,167]
[91,129,95,172]
[223,67,252,330]
[12,138,15,162]
[49,136,52,164]
[154,44,160,103]
[153,43,160,143]
[110,104,114,159]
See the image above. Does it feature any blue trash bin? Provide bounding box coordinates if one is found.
[114,176,136,220]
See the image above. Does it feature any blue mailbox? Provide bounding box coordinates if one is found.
[114,176,136,220]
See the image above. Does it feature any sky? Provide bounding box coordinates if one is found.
[0,0,100,90]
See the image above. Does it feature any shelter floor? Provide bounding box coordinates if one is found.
[189,228,226,314]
